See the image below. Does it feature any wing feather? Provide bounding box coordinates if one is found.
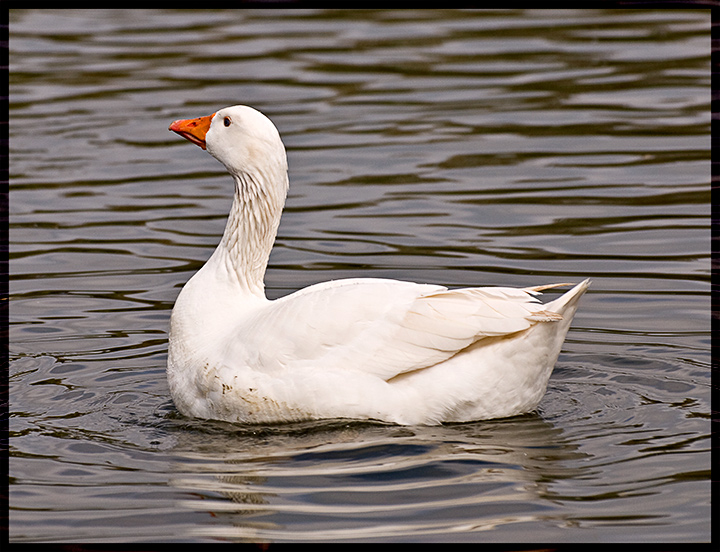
[230,279,565,382]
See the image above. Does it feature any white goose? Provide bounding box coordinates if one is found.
[167,105,589,425]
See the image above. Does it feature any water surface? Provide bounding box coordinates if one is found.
[9,9,711,542]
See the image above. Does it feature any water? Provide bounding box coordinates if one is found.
[9,8,711,542]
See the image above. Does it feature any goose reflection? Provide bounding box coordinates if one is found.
[166,415,590,540]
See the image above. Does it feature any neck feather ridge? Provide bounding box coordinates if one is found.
[217,170,287,296]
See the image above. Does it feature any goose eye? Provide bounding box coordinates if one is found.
[223,116,231,127]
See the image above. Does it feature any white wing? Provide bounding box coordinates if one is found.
[227,278,564,381]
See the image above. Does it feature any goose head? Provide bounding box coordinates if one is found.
[169,105,288,185]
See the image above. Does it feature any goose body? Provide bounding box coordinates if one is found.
[167,105,589,425]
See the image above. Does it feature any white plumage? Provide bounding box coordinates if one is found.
[167,105,589,425]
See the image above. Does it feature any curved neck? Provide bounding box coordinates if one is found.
[211,169,288,297]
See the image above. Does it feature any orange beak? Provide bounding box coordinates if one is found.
[169,112,215,150]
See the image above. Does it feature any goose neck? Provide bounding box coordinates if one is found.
[213,171,287,296]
